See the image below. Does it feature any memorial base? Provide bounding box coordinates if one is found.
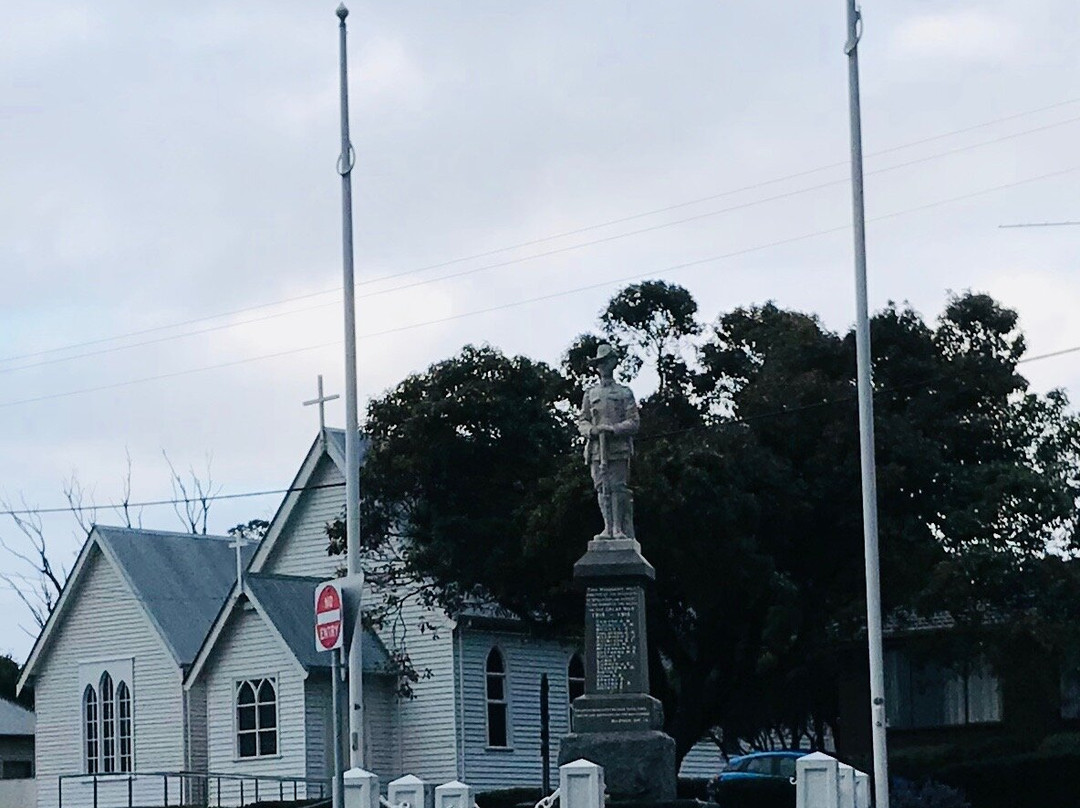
[558,730,676,803]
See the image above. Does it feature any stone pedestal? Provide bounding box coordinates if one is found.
[558,539,677,803]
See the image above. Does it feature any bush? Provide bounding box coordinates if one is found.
[890,777,971,808]
[475,787,543,808]
[710,777,793,808]
[678,778,712,801]
[937,751,1080,808]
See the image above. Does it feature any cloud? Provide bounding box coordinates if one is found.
[888,10,1021,64]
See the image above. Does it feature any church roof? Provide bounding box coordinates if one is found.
[19,525,251,693]
[0,698,34,738]
[245,573,391,673]
[95,526,257,666]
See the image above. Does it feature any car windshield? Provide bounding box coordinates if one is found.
[777,757,797,778]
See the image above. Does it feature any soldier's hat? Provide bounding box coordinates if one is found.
[588,342,618,364]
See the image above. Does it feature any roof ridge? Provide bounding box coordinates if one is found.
[247,572,326,583]
[96,525,231,541]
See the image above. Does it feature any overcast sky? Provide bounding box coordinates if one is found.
[2,0,1078,662]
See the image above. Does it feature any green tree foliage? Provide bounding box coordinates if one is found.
[336,283,1080,762]
[0,653,32,708]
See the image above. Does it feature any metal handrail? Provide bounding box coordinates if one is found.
[57,768,331,808]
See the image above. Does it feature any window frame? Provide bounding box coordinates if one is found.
[78,658,135,775]
[484,647,512,750]
[885,648,1003,730]
[83,684,99,775]
[234,676,280,760]
[567,651,586,727]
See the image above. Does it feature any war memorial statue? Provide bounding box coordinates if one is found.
[578,342,639,540]
[559,342,678,804]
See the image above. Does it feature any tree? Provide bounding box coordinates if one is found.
[338,287,1080,762]
[1,452,240,635]
[0,653,32,708]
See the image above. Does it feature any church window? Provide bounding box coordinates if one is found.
[237,678,278,758]
[485,648,509,748]
[100,673,116,773]
[79,660,134,774]
[117,681,133,772]
[568,653,586,704]
[83,685,99,774]
[885,649,1002,729]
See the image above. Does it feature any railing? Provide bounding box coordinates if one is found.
[57,769,331,808]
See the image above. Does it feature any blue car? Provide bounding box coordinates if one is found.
[710,751,804,808]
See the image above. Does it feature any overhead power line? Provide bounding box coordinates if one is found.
[999,221,1080,228]
[1,163,1076,410]
[3,96,1078,369]
[2,339,1079,520]
[0,481,346,518]
[4,114,1080,378]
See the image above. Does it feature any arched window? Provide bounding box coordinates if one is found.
[485,648,509,747]
[117,681,133,772]
[83,685,99,774]
[568,653,586,704]
[237,678,278,758]
[100,673,116,773]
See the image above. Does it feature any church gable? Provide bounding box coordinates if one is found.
[200,604,311,800]
[31,547,186,808]
[255,453,346,580]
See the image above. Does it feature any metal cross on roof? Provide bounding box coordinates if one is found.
[303,374,341,432]
[228,536,250,594]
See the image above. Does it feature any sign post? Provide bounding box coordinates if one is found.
[316,580,346,808]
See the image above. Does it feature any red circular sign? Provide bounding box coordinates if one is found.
[315,582,343,652]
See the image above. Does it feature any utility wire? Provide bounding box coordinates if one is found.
[2,341,1077,520]
[0,482,346,518]
[1,163,1076,410]
[4,97,1078,368]
[4,116,1079,379]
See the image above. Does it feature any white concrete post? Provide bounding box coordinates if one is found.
[796,752,839,808]
[435,781,474,808]
[560,759,605,808]
[389,775,429,808]
[854,771,871,808]
[838,763,855,808]
[343,768,379,808]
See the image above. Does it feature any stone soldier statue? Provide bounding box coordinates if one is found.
[578,342,640,539]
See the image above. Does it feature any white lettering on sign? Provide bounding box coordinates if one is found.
[314,581,344,652]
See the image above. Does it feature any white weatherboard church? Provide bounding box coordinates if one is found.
[18,429,587,807]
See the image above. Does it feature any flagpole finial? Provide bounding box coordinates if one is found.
[336,3,349,21]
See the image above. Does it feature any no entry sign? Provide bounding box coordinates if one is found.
[315,580,344,652]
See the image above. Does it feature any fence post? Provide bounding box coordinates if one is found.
[128,776,133,808]
[93,775,98,808]
[559,759,604,808]
[389,774,429,808]
[435,780,474,808]
[838,762,855,808]
[796,752,839,808]
[854,770,870,808]
[344,768,380,808]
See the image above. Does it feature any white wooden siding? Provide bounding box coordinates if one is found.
[458,628,578,792]
[364,676,400,779]
[185,681,209,803]
[381,596,458,783]
[259,456,346,579]
[202,607,313,805]
[33,547,186,808]
[304,674,398,782]
[678,739,726,778]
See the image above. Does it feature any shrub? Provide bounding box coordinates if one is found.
[890,777,971,808]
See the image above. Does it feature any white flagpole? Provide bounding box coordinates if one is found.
[844,2,890,806]
[336,2,365,771]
